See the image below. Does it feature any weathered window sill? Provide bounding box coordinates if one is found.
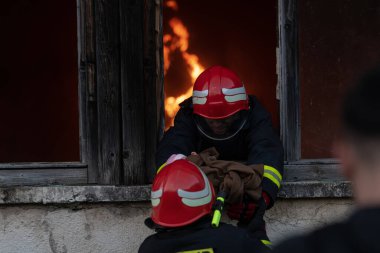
[277,180,351,198]
[0,181,352,205]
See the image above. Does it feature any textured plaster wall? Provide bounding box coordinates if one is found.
[0,203,151,253]
[0,199,353,253]
[266,198,354,243]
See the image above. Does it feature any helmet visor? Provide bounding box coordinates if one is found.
[194,110,248,141]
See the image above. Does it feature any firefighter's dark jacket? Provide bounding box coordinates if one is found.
[156,95,284,207]
[138,217,271,253]
[272,207,380,253]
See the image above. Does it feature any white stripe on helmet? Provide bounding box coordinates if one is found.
[193,90,209,97]
[178,167,212,207]
[193,90,209,105]
[151,188,163,199]
[224,94,247,102]
[193,97,207,105]
[181,190,212,207]
[222,87,246,96]
[151,198,160,207]
[151,188,163,207]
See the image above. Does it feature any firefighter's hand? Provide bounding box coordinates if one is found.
[227,195,258,223]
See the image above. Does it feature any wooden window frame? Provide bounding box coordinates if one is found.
[0,0,164,187]
[2,0,345,186]
[278,0,343,182]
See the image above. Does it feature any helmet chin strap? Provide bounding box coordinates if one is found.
[196,118,247,141]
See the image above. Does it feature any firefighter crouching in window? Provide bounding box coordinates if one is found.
[139,159,271,253]
[155,66,284,243]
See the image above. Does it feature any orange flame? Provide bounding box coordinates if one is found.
[164,4,205,128]
[165,0,178,11]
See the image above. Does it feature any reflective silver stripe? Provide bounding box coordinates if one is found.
[224,94,247,102]
[263,166,282,188]
[178,166,213,207]
[193,97,207,105]
[181,190,212,207]
[151,188,163,207]
[151,188,163,199]
[264,165,282,180]
[151,198,160,207]
[193,90,208,97]
[222,87,246,95]
[178,169,210,199]
[264,169,281,183]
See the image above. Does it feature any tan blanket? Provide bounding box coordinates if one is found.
[187,147,263,204]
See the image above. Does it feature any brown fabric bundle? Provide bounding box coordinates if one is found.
[187,147,263,204]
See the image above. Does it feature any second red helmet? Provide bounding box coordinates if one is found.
[151,159,215,227]
[192,66,249,119]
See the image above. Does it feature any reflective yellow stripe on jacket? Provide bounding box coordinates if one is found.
[263,165,282,188]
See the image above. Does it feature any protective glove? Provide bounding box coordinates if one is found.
[227,191,271,224]
[227,194,258,223]
[261,191,271,208]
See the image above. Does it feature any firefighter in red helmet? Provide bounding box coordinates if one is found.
[191,66,250,141]
[150,159,216,228]
[156,66,284,242]
[139,159,271,253]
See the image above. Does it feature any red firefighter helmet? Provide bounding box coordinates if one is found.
[150,159,215,227]
[192,66,249,119]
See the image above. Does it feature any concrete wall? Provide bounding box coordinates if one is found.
[0,199,353,253]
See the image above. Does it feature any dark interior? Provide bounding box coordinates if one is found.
[0,0,79,162]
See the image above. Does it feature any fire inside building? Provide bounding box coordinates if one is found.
[0,0,379,167]
[163,0,279,132]
[0,0,380,251]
